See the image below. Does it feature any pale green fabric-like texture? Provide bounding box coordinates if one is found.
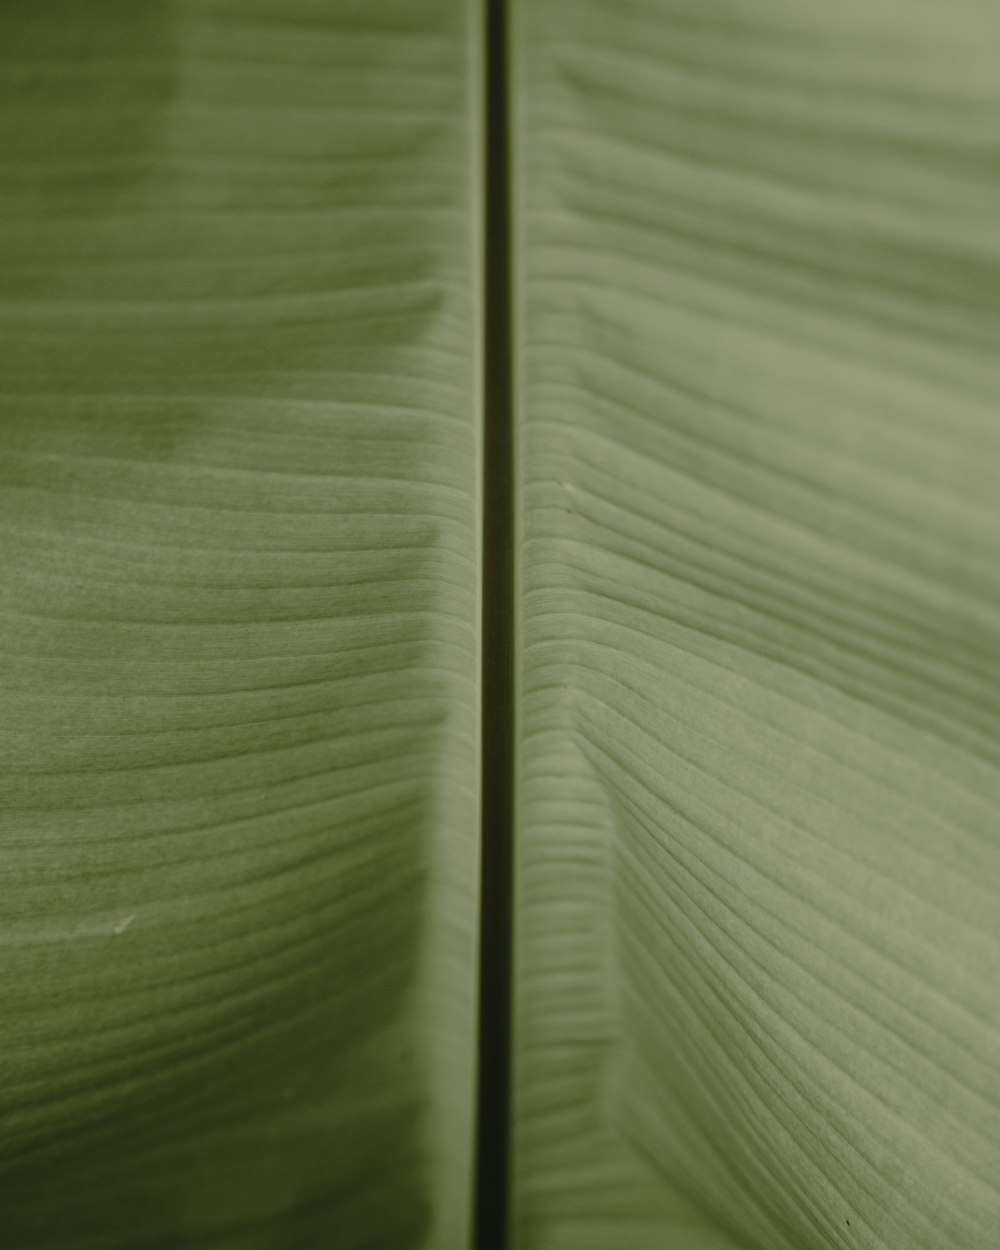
[2,2,1000,1249]
[0,2,480,1248]
[512,2,1000,1249]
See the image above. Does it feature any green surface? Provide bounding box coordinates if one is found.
[0,2,481,1247]
[511,2,1000,1248]
[2,2,1000,1248]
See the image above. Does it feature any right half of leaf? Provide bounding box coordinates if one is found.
[511,2,1000,1248]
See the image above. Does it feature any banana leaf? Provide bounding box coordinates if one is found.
[1,2,999,1248]
[512,3,1000,1249]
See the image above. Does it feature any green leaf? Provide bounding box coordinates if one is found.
[511,1,1000,1248]
[0,2,480,1247]
[3,2,1000,1249]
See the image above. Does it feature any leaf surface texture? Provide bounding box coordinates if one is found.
[511,2,1000,1248]
[0,2,481,1247]
[3,2,1000,1249]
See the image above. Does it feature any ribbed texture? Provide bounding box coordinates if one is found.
[0,3,480,1247]
[512,2,1000,1248]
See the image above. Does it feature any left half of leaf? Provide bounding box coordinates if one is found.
[0,3,483,1247]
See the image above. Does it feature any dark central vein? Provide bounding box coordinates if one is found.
[473,0,514,1246]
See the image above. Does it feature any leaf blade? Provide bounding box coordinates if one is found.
[0,2,482,1247]
[512,1,1000,1246]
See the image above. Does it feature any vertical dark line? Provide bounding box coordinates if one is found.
[474,0,513,1246]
